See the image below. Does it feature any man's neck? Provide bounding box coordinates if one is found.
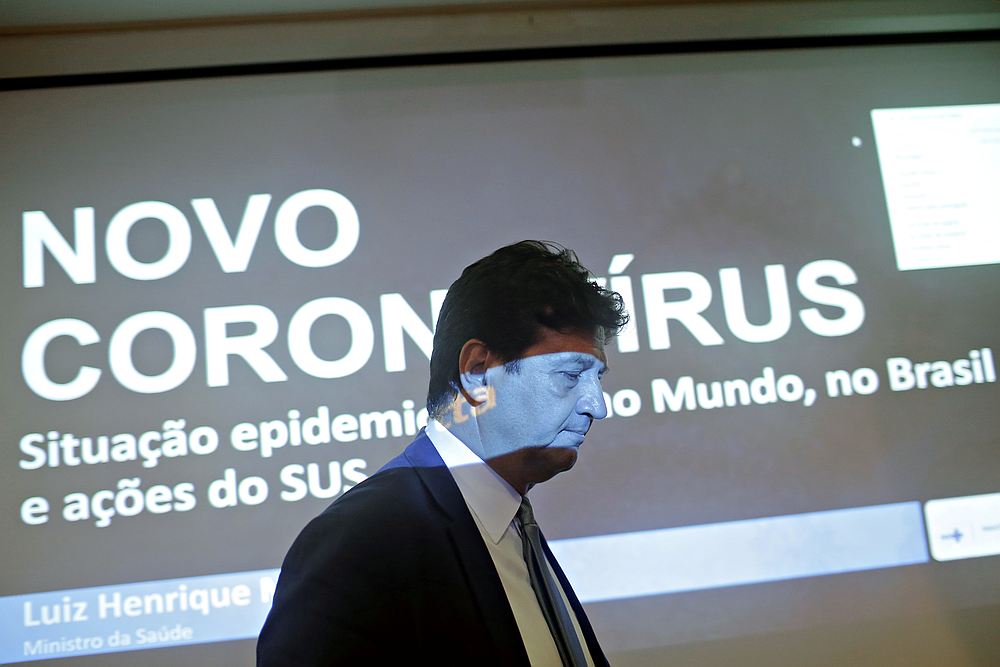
[435,416,530,496]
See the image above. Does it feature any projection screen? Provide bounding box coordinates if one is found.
[1,35,998,666]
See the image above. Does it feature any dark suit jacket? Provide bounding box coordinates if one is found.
[257,430,609,666]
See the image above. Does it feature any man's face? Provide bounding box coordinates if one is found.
[468,327,609,489]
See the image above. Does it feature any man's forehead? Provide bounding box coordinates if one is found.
[519,327,606,361]
[542,351,607,369]
[498,350,606,380]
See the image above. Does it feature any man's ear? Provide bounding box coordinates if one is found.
[457,339,497,406]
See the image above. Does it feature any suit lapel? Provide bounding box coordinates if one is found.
[403,433,529,665]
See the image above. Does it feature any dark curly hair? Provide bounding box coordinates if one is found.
[427,240,629,416]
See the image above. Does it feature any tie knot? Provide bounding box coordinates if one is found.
[518,497,537,528]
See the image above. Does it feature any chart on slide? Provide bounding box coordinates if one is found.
[871,103,1000,271]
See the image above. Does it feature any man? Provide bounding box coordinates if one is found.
[257,240,628,665]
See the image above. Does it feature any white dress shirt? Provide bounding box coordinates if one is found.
[425,418,594,667]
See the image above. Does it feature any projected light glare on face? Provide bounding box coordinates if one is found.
[447,348,608,465]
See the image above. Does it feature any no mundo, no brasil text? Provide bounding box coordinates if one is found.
[601,349,996,415]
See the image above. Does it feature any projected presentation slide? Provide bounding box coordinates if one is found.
[1,39,998,666]
[871,102,1000,271]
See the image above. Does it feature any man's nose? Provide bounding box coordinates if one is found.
[577,377,608,420]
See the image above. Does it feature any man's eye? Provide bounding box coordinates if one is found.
[561,372,581,382]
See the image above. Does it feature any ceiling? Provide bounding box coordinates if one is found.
[0,0,609,29]
[5,0,996,31]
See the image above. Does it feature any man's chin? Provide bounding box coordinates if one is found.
[537,445,578,478]
[556,448,579,473]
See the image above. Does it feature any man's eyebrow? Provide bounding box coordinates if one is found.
[552,353,586,364]
[565,353,600,366]
[566,352,609,374]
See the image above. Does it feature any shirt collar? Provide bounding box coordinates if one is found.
[425,418,522,544]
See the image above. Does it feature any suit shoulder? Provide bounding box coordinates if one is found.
[286,464,447,561]
[321,463,435,523]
